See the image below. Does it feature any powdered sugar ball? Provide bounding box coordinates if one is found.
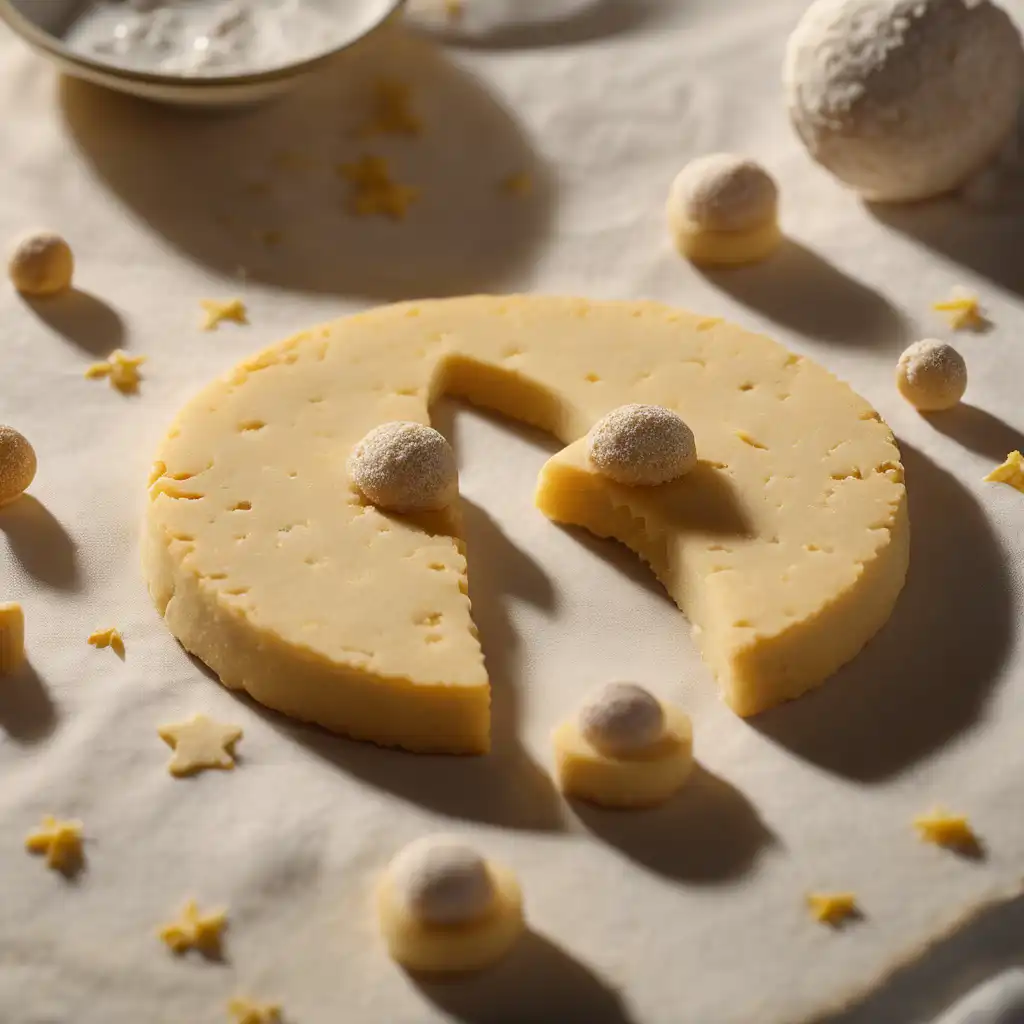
[668,154,779,233]
[388,836,496,926]
[579,683,666,757]
[587,404,697,486]
[349,422,458,513]
[784,0,1024,202]
[895,339,967,411]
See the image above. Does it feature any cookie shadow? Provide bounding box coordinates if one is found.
[23,288,124,356]
[0,661,58,744]
[59,28,554,300]
[921,403,1024,462]
[698,239,908,348]
[571,763,776,883]
[751,442,1011,781]
[411,929,636,1024]
[0,495,81,592]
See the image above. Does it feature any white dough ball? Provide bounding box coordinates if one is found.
[784,0,1024,202]
[667,154,778,233]
[895,339,967,411]
[587,404,697,486]
[389,836,496,926]
[0,425,38,508]
[579,682,666,757]
[348,421,458,513]
[8,230,74,296]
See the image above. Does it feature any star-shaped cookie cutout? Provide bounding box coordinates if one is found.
[806,892,858,927]
[88,626,125,658]
[914,809,979,852]
[201,298,249,331]
[159,899,228,955]
[933,289,987,331]
[228,997,281,1024]
[158,714,243,777]
[338,155,420,220]
[85,350,146,393]
[985,451,1024,493]
[25,815,84,873]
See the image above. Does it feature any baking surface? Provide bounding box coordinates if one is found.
[1,2,1024,1022]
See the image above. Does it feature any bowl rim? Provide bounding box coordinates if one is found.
[0,0,405,88]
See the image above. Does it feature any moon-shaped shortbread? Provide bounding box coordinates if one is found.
[144,296,909,753]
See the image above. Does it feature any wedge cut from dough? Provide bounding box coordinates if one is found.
[144,295,909,752]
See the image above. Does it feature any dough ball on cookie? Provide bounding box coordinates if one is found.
[784,0,1024,202]
[348,421,458,513]
[0,426,37,507]
[587,404,697,486]
[895,339,967,411]
[8,230,74,296]
[667,154,781,265]
[579,682,666,757]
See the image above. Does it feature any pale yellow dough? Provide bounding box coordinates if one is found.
[670,217,783,267]
[0,602,25,676]
[377,862,524,972]
[553,703,694,808]
[144,296,908,751]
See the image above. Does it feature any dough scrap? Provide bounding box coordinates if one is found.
[985,451,1024,492]
[25,815,84,872]
[158,899,227,954]
[807,892,858,926]
[201,298,248,331]
[88,626,125,657]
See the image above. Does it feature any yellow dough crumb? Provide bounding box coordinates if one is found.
[227,997,280,1024]
[501,172,533,197]
[933,289,986,331]
[0,425,37,507]
[358,80,421,137]
[201,298,249,331]
[85,350,145,394]
[807,892,858,926]
[25,815,84,871]
[914,809,977,848]
[88,626,124,657]
[158,713,243,777]
[0,602,25,676]
[159,899,227,954]
[339,155,420,219]
[985,451,1024,492]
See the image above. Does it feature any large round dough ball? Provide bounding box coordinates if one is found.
[0,426,37,508]
[587,404,697,486]
[8,230,74,296]
[784,0,1024,202]
[895,339,967,411]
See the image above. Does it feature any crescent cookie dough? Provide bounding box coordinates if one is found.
[553,686,694,808]
[157,714,243,776]
[807,892,858,926]
[8,230,74,296]
[985,451,1024,492]
[0,425,37,507]
[377,836,525,972]
[159,899,227,954]
[144,296,908,752]
[0,602,26,676]
[25,816,84,871]
[667,154,781,266]
[895,340,967,412]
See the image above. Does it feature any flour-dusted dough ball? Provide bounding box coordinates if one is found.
[587,404,697,486]
[784,0,1024,202]
[348,421,458,513]
[0,426,38,508]
[388,836,496,926]
[896,339,967,411]
[8,230,74,296]
[579,682,666,757]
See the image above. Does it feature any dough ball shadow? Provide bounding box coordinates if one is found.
[0,495,81,592]
[23,288,125,356]
[0,661,59,744]
[920,403,1024,462]
[59,27,554,300]
[751,441,1012,781]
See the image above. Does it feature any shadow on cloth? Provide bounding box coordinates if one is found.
[0,661,59,744]
[22,288,125,356]
[0,495,81,592]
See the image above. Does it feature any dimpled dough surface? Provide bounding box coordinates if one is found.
[145,295,907,750]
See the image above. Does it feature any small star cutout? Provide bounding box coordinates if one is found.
[985,451,1024,493]
[158,713,243,777]
[357,80,421,137]
[500,172,533,197]
[806,892,859,926]
[228,997,281,1024]
[914,809,979,852]
[85,350,146,393]
[201,298,249,331]
[25,815,84,873]
[933,289,987,331]
[339,155,419,220]
[88,626,125,658]
[159,899,228,955]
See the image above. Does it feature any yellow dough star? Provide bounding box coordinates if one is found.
[158,713,243,777]
[25,815,84,872]
[914,809,977,849]
[159,899,228,954]
[85,350,146,394]
[88,626,125,658]
[357,80,422,137]
[806,892,858,926]
[338,155,420,220]
[228,997,281,1024]
[201,298,249,331]
[933,289,986,331]
[985,451,1024,493]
